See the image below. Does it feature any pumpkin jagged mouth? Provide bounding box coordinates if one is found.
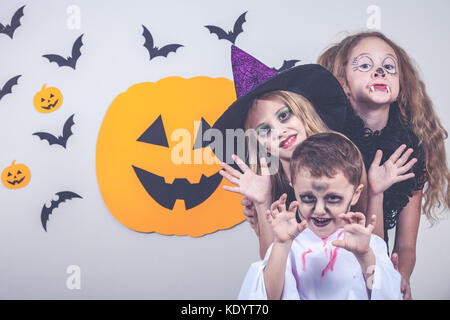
[41,99,59,110]
[132,166,223,210]
[7,177,25,185]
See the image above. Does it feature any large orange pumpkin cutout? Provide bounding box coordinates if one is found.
[96,76,244,236]
[1,160,31,189]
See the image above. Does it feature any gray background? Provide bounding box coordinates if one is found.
[0,0,449,299]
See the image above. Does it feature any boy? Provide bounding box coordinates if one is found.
[238,132,402,300]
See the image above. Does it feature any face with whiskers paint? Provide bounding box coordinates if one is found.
[293,169,363,238]
[344,37,400,109]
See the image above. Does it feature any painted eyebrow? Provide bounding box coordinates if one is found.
[353,52,398,63]
[352,53,372,64]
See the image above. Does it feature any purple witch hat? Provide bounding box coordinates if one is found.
[231,45,277,98]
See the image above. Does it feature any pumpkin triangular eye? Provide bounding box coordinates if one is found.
[7,172,12,177]
[41,98,45,102]
[193,118,212,150]
[137,115,169,147]
[17,170,22,174]
[50,94,54,98]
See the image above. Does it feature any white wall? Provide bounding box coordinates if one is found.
[0,0,448,299]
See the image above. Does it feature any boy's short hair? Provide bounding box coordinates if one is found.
[290,132,363,188]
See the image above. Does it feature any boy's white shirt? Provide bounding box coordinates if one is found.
[238,227,403,300]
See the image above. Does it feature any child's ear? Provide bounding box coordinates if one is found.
[338,77,351,97]
[350,184,364,206]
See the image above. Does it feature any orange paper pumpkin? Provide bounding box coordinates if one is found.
[1,160,31,189]
[33,84,63,113]
[96,76,244,236]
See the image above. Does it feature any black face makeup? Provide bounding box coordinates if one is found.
[311,181,329,193]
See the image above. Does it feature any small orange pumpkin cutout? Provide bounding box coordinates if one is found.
[33,84,63,113]
[1,160,31,189]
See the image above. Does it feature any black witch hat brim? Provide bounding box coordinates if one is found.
[213,64,350,134]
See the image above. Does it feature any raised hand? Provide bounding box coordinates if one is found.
[219,154,272,205]
[368,144,417,195]
[266,194,307,244]
[332,212,376,257]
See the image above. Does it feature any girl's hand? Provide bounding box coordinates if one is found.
[368,144,417,196]
[241,196,258,233]
[266,194,307,244]
[391,253,413,300]
[219,154,272,205]
[332,213,376,258]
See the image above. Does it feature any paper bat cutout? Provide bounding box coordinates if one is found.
[272,59,300,72]
[0,5,25,39]
[204,11,247,44]
[0,75,21,101]
[33,114,75,148]
[142,25,183,60]
[42,34,84,69]
[41,191,83,231]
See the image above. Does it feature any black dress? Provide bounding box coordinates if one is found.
[342,102,427,246]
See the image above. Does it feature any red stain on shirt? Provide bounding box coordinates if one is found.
[321,230,344,278]
[301,249,312,271]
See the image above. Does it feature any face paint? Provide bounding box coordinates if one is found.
[382,56,398,75]
[312,181,329,193]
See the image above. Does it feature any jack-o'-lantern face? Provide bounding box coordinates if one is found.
[96,77,244,236]
[33,84,63,113]
[1,161,31,189]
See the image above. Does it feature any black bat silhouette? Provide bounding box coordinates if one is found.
[0,5,25,39]
[41,191,83,231]
[42,34,84,69]
[272,59,301,72]
[33,114,75,148]
[142,25,183,60]
[0,75,21,101]
[204,11,247,44]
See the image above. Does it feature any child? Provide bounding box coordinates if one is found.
[238,132,402,300]
[318,31,450,299]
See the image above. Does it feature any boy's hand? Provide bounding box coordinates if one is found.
[266,194,307,244]
[220,154,272,205]
[368,144,417,195]
[332,213,376,258]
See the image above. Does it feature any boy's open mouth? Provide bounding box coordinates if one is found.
[368,83,391,94]
[311,217,332,228]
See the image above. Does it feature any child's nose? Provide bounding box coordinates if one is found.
[314,201,326,214]
[373,67,386,78]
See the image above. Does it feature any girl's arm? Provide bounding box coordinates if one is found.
[392,189,422,300]
[254,201,275,259]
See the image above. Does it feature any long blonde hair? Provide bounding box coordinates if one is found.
[318,31,450,224]
[245,90,330,208]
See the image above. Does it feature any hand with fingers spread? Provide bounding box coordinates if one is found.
[219,154,272,205]
[368,144,417,196]
[332,212,376,258]
[266,194,308,244]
